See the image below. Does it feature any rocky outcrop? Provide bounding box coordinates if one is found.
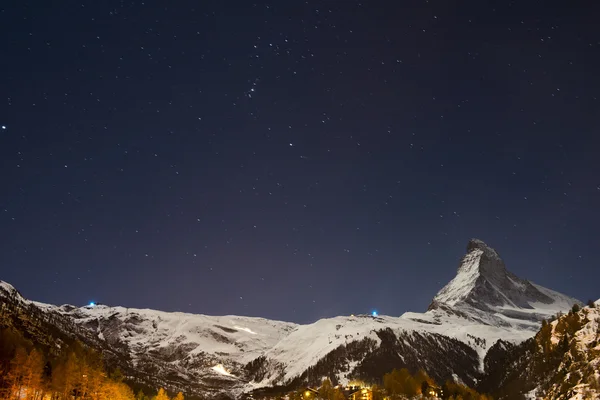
[479,303,600,399]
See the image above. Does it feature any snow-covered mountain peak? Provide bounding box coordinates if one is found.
[455,238,503,279]
[0,280,22,299]
[430,240,582,328]
[0,280,15,291]
[434,239,511,307]
[466,238,501,259]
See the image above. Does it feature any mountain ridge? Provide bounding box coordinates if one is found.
[0,239,585,398]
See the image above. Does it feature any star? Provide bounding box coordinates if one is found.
[0,0,597,328]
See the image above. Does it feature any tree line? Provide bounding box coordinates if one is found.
[381,368,491,400]
[0,327,182,400]
[285,369,492,400]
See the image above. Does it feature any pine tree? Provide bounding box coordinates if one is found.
[155,387,170,400]
[102,380,135,400]
[371,384,385,400]
[538,319,553,356]
[383,368,419,397]
[22,349,45,400]
[288,388,306,400]
[318,378,334,400]
[5,346,28,400]
[173,391,185,400]
[415,369,434,395]
[137,389,148,400]
[331,388,345,400]
[116,381,135,400]
[421,380,430,397]
[65,352,81,400]
[2,347,46,400]
[441,381,451,400]
[85,360,105,400]
[111,367,125,382]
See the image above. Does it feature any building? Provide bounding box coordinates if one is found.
[347,387,372,400]
[425,385,443,399]
[302,387,319,398]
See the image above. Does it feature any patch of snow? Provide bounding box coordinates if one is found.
[524,388,539,399]
[234,326,257,335]
[451,373,464,385]
[212,364,235,377]
[507,275,527,291]
[0,280,15,291]
[336,360,362,386]
[530,283,582,314]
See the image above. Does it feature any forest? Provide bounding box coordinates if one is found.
[284,369,492,400]
[0,323,493,400]
[0,327,179,400]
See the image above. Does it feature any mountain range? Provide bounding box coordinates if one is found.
[1,239,596,399]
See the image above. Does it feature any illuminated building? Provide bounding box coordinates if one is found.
[347,387,372,400]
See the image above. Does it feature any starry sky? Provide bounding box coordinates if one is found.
[1,1,599,323]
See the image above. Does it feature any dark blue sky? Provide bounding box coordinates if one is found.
[1,1,599,323]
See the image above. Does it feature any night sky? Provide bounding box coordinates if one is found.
[1,1,599,323]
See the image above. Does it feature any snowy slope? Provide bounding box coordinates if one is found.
[0,279,296,394]
[58,304,297,365]
[0,280,23,299]
[47,303,299,396]
[252,312,529,387]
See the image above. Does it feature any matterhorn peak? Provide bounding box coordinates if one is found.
[459,238,506,278]
[430,239,581,326]
[466,238,499,257]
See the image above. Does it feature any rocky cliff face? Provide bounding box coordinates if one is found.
[0,239,585,399]
[0,281,102,351]
[480,301,600,399]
